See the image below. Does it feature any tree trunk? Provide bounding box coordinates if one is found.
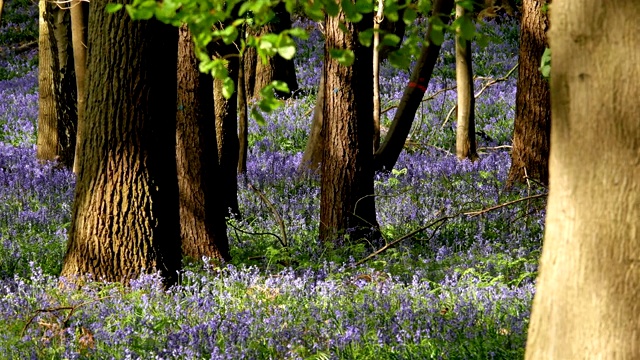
[454,4,477,161]
[525,1,640,358]
[37,0,58,160]
[319,10,379,243]
[237,48,249,175]
[243,2,299,100]
[176,25,230,263]
[506,0,551,187]
[37,1,77,168]
[211,43,241,217]
[61,0,181,286]
[70,0,88,174]
[298,76,324,173]
[373,0,455,172]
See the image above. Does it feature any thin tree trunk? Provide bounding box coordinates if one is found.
[525,1,640,358]
[454,4,477,161]
[70,0,88,174]
[176,24,230,262]
[0,0,4,27]
[37,0,58,161]
[319,10,379,243]
[61,0,181,286]
[506,0,551,187]
[373,0,455,172]
[372,0,384,152]
[298,76,324,173]
[37,1,77,168]
[237,48,249,175]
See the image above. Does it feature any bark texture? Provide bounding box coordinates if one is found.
[61,0,181,285]
[525,1,640,358]
[373,0,454,172]
[176,25,230,262]
[319,10,379,243]
[454,5,477,161]
[237,49,248,175]
[507,0,551,187]
[37,2,77,168]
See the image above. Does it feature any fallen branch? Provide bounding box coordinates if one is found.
[463,193,547,217]
[355,191,547,266]
[247,182,288,248]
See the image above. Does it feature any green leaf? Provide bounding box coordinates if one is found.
[222,77,235,99]
[251,107,266,126]
[388,50,410,69]
[342,0,362,22]
[457,16,476,41]
[355,0,374,13]
[105,3,123,13]
[358,28,374,47]
[381,33,401,47]
[323,0,340,17]
[287,27,309,40]
[329,49,355,67]
[403,6,417,25]
[276,34,296,60]
[271,80,290,94]
[539,47,552,78]
[429,28,444,46]
[211,60,229,79]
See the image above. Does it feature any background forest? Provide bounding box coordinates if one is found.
[0,0,636,359]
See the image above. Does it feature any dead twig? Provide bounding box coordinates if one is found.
[463,193,547,217]
[247,182,288,248]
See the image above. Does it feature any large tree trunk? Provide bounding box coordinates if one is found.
[525,1,640,358]
[70,0,88,174]
[243,2,299,100]
[37,1,77,168]
[454,4,477,161]
[61,0,181,286]
[176,25,230,262]
[373,0,455,172]
[319,10,379,243]
[211,45,241,218]
[506,0,551,187]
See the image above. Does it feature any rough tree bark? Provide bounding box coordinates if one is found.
[506,0,551,187]
[237,48,249,175]
[176,24,230,262]
[61,0,181,285]
[373,0,455,172]
[525,1,640,358]
[37,1,77,168]
[319,10,379,243]
[454,4,477,161]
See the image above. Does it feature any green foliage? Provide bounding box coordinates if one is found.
[540,47,551,78]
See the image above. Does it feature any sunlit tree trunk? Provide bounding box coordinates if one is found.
[37,1,77,168]
[507,0,551,187]
[319,10,379,243]
[176,24,230,262]
[61,0,181,285]
[454,4,477,161]
[70,0,88,174]
[525,1,640,358]
[298,76,324,173]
